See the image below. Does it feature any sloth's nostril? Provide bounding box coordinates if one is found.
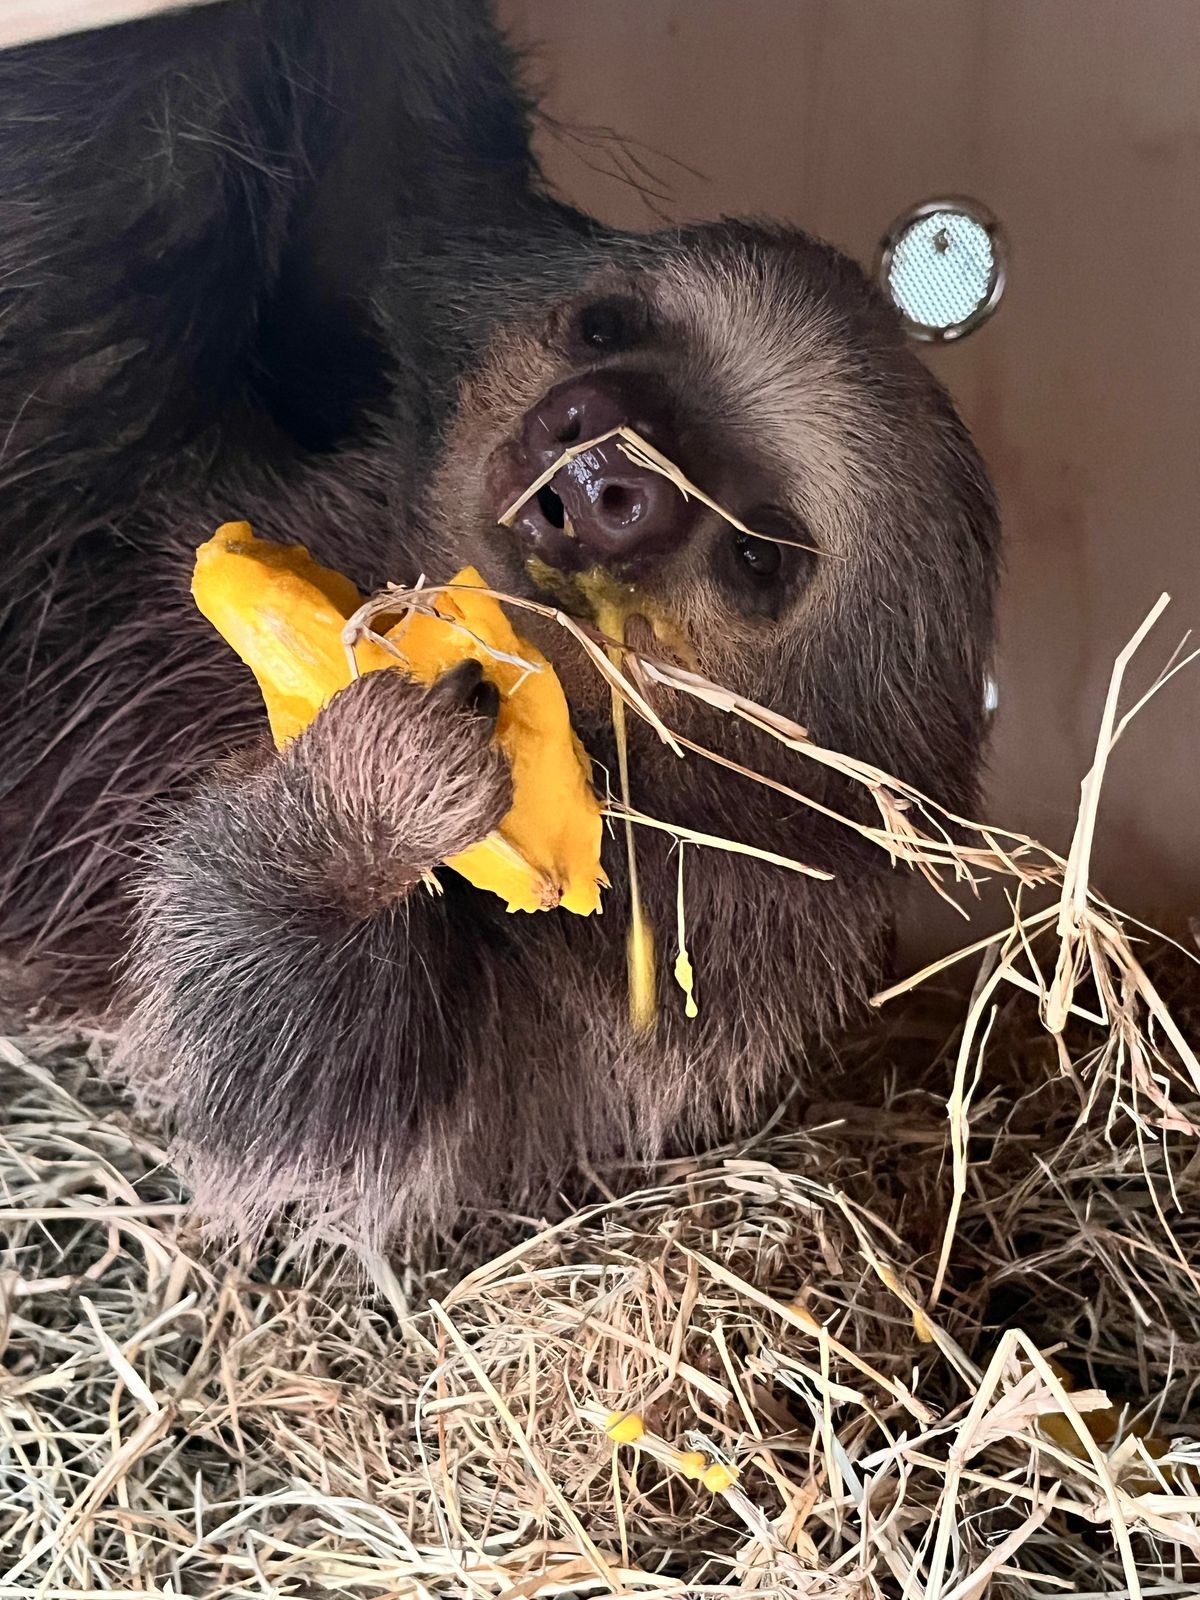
[536,484,566,529]
[504,374,697,568]
[600,483,635,520]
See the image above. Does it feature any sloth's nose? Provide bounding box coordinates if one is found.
[497,373,699,570]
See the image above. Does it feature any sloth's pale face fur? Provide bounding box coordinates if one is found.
[425,225,996,798]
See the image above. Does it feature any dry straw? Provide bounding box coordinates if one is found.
[3,433,1199,1595]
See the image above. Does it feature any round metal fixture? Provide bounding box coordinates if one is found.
[879,197,1007,343]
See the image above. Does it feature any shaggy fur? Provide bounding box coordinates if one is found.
[0,0,999,1247]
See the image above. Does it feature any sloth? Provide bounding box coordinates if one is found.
[0,0,997,1246]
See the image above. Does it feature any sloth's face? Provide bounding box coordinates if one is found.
[423,221,997,782]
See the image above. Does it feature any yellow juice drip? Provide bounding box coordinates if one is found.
[674,843,698,1019]
[593,596,657,1034]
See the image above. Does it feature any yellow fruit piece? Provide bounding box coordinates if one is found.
[604,1411,646,1444]
[700,1462,739,1493]
[1039,1358,1169,1473]
[193,522,396,746]
[192,522,606,915]
[672,1449,737,1490]
[389,572,606,914]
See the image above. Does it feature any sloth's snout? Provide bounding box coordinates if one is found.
[492,372,699,572]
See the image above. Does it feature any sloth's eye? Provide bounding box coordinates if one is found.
[725,509,817,608]
[735,532,782,580]
[576,296,645,354]
[735,507,813,583]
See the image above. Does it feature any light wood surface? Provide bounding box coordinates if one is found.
[0,0,216,51]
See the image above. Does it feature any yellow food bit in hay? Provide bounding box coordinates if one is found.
[604,1410,646,1444]
[672,1448,737,1491]
[872,1260,936,1345]
[785,1299,822,1331]
[910,1305,935,1345]
[701,1462,739,1493]
[1039,1357,1169,1476]
[193,522,606,915]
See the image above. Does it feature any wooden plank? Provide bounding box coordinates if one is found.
[0,0,220,50]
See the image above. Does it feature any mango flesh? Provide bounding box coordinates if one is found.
[192,521,606,915]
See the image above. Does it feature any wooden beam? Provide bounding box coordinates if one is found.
[0,0,221,50]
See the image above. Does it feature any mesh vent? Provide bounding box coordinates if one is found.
[879,199,1005,342]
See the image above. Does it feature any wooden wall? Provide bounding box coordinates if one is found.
[502,0,1200,947]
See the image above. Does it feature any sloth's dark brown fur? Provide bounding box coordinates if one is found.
[0,0,998,1248]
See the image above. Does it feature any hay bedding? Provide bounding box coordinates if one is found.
[3,503,1200,1594]
[3,972,1200,1598]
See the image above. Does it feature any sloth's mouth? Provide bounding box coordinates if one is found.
[519,556,698,674]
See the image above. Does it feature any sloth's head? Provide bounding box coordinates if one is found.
[419,220,998,811]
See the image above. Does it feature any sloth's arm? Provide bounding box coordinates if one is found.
[0,0,539,509]
[0,0,545,977]
[118,663,510,1238]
